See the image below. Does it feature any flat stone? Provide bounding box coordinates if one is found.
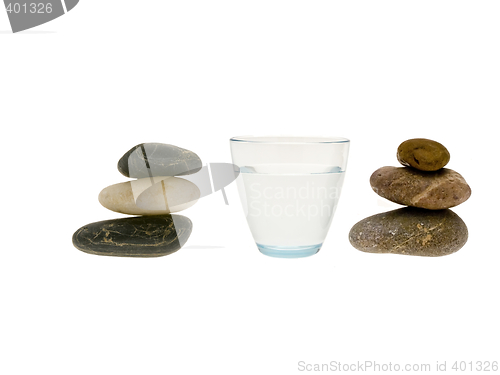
[397,138,450,171]
[118,143,202,178]
[72,215,192,257]
[349,207,468,256]
[98,176,200,215]
[370,166,471,210]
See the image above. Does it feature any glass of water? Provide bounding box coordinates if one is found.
[230,136,350,258]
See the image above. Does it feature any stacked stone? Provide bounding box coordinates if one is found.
[349,138,471,257]
[72,143,202,257]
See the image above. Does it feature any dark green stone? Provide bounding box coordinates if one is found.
[118,143,202,178]
[72,215,192,257]
[349,207,468,257]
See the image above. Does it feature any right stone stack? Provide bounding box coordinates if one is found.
[349,138,471,257]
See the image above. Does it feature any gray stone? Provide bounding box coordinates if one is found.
[72,215,192,257]
[349,207,468,257]
[118,143,202,178]
[370,166,471,210]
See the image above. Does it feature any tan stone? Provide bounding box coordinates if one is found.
[98,177,200,215]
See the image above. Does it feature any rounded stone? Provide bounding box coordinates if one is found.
[349,207,468,257]
[397,138,450,171]
[98,176,200,215]
[118,143,202,178]
[370,166,471,210]
[72,215,192,257]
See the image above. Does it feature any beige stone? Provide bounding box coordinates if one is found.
[98,177,200,215]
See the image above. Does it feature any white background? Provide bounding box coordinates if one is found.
[1,1,498,374]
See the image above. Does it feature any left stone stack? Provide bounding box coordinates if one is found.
[72,143,202,257]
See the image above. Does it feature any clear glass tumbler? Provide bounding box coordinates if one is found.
[230,136,350,258]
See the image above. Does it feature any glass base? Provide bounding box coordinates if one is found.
[256,243,322,258]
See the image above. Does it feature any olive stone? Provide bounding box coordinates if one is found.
[397,138,450,171]
[72,215,192,257]
[370,166,471,210]
[118,143,202,178]
[349,207,468,257]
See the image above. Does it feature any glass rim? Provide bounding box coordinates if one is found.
[230,135,350,144]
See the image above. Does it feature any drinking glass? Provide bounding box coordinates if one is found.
[230,136,350,258]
